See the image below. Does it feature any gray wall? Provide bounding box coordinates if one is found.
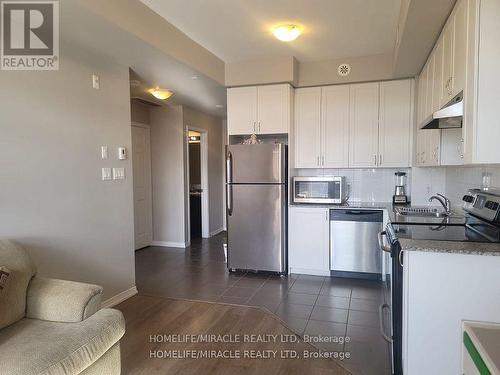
[0,46,136,300]
[150,105,187,246]
[131,101,151,124]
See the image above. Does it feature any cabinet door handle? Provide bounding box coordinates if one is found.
[317,156,320,166]
[321,155,325,166]
[374,154,377,166]
[379,303,393,343]
[253,122,256,133]
[379,154,382,166]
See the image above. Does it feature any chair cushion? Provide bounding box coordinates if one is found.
[0,240,36,329]
[0,308,125,375]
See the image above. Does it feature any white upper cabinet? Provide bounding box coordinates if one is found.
[349,82,380,168]
[257,84,291,134]
[321,85,350,168]
[379,80,412,168]
[432,38,444,112]
[227,84,291,135]
[452,0,468,98]
[294,87,322,168]
[441,21,454,106]
[227,86,257,135]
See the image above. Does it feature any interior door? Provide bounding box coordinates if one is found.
[349,82,380,167]
[294,87,322,168]
[227,86,257,135]
[227,184,285,272]
[322,85,350,168]
[132,125,153,250]
[257,84,290,134]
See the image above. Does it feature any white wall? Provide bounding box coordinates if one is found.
[0,46,136,300]
[149,105,187,246]
[183,107,225,235]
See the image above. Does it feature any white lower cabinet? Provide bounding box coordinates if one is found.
[403,251,500,375]
[288,207,330,276]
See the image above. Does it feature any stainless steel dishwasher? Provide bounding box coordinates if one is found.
[330,209,383,279]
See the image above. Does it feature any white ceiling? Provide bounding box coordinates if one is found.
[140,0,402,63]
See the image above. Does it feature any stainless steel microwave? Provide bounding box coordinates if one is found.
[293,176,347,204]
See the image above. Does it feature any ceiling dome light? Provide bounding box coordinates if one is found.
[148,87,173,100]
[272,24,303,42]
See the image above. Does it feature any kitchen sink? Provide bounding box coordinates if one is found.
[394,206,449,217]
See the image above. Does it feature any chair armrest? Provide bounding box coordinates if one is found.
[26,277,103,322]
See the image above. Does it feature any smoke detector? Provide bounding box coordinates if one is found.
[337,63,351,77]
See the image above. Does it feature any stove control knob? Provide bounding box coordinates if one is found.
[485,201,499,211]
[462,195,474,203]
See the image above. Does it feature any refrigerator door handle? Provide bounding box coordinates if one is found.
[227,184,233,216]
[226,150,233,183]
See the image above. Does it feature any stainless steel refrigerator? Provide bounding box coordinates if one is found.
[226,144,287,274]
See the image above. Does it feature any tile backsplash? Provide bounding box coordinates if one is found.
[293,165,500,207]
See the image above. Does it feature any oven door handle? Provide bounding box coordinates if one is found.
[379,303,393,343]
[378,231,392,253]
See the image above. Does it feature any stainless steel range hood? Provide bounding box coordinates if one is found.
[421,92,463,129]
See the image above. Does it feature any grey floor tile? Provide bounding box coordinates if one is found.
[284,291,318,306]
[304,320,347,338]
[247,294,282,313]
[348,310,380,328]
[310,306,349,324]
[222,286,258,298]
[319,284,352,298]
[290,280,323,295]
[351,286,383,301]
[234,277,267,288]
[315,295,350,309]
[280,317,308,335]
[349,297,380,312]
[275,302,314,320]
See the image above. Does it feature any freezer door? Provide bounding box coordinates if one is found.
[227,184,286,272]
[226,144,285,184]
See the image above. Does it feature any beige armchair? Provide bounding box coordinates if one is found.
[0,240,125,375]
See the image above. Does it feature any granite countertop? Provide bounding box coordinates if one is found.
[399,238,500,256]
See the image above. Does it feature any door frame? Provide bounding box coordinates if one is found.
[131,121,153,250]
[185,125,210,240]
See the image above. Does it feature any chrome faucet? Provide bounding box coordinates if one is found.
[429,193,452,214]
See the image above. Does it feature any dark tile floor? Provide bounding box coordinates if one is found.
[135,233,391,375]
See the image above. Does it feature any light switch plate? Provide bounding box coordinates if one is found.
[101,146,108,160]
[101,167,112,181]
[92,74,100,89]
[113,167,125,180]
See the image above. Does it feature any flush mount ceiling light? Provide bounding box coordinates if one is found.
[148,87,173,100]
[271,24,303,42]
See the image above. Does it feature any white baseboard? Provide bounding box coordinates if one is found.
[210,227,225,237]
[101,286,138,308]
[151,240,187,248]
